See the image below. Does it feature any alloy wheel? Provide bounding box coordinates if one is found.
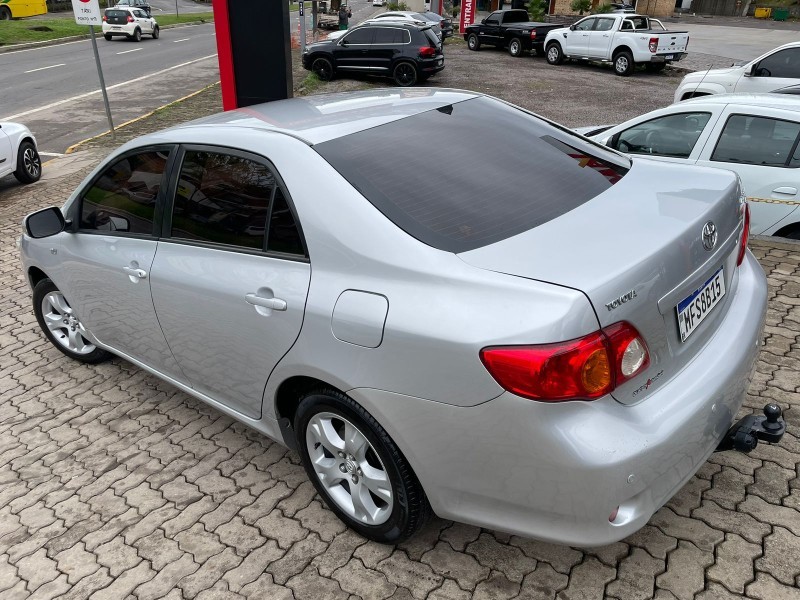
[616,56,629,73]
[395,63,416,86]
[305,411,393,525]
[41,292,96,355]
[23,147,40,179]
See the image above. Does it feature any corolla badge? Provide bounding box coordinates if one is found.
[702,221,717,251]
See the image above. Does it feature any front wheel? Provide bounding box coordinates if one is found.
[614,51,635,76]
[467,33,480,51]
[546,42,564,65]
[0,6,11,19]
[295,389,431,543]
[32,279,112,364]
[393,62,418,87]
[13,141,41,184]
[151,25,159,39]
[508,37,523,57]
[312,56,334,81]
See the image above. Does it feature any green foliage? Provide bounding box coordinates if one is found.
[570,0,591,13]
[592,2,613,12]
[387,1,409,9]
[528,0,547,20]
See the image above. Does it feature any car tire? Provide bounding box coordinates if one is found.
[0,6,11,19]
[104,33,112,40]
[546,42,564,65]
[32,279,112,364]
[614,50,635,76]
[295,388,431,543]
[393,61,418,87]
[467,33,480,51]
[152,25,159,39]
[13,140,41,184]
[312,56,335,81]
[645,62,665,73]
[508,37,523,57]
[133,27,142,42]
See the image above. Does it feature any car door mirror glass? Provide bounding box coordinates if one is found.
[25,207,66,239]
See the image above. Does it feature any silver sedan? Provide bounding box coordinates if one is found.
[20,89,770,546]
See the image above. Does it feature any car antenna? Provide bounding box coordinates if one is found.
[689,62,713,100]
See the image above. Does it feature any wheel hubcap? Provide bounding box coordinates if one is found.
[398,66,413,85]
[617,57,628,71]
[23,148,40,178]
[306,412,393,526]
[41,292,96,355]
[548,47,557,61]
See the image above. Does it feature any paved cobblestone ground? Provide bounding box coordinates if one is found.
[2,73,800,600]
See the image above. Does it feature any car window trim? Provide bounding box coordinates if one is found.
[162,144,310,261]
[71,143,177,239]
[710,112,800,168]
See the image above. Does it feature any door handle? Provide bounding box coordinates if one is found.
[245,293,287,311]
[773,186,797,195]
[123,266,147,279]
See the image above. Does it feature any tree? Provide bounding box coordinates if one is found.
[570,0,591,13]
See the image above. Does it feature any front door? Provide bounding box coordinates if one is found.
[334,27,376,72]
[735,47,800,94]
[565,17,594,56]
[0,127,12,179]
[58,147,187,381]
[150,147,310,419]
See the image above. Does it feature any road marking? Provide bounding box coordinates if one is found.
[39,151,66,158]
[117,48,143,55]
[0,54,218,121]
[173,38,191,43]
[24,63,65,74]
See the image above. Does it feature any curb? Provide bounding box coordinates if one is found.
[0,20,212,54]
[64,81,220,154]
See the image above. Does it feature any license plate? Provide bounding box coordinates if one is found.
[437,59,443,65]
[676,267,725,342]
[112,26,122,29]
[664,54,674,59]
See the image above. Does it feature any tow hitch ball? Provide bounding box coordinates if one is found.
[716,403,787,453]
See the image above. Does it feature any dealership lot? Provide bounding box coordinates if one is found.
[2,42,800,599]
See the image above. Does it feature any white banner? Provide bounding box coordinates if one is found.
[71,0,102,26]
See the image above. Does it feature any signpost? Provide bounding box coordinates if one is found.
[459,0,475,33]
[70,0,115,136]
[299,0,306,52]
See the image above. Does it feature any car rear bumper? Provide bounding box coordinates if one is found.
[650,52,686,63]
[102,23,136,36]
[348,251,767,546]
[420,58,445,74]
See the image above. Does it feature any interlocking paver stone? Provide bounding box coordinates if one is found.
[421,541,491,591]
[755,526,800,586]
[377,550,443,599]
[15,547,59,592]
[132,553,199,600]
[223,539,285,592]
[54,542,101,585]
[333,558,397,599]
[516,563,569,600]
[707,533,761,593]
[656,540,715,600]
[606,547,663,600]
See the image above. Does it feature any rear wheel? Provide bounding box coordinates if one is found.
[393,61,418,87]
[645,62,666,73]
[132,28,142,42]
[152,25,159,39]
[0,6,11,19]
[13,141,41,184]
[295,388,431,543]
[467,33,480,51]
[312,56,334,81]
[546,42,564,65]
[508,37,523,57]
[614,50,635,76]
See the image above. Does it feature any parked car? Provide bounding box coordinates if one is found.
[302,22,444,86]
[20,89,777,546]
[419,10,454,38]
[674,41,800,102]
[102,7,159,41]
[114,0,151,16]
[544,14,688,75]
[372,0,386,5]
[0,121,41,185]
[610,2,636,11]
[370,11,443,40]
[580,94,800,238]
[463,9,560,57]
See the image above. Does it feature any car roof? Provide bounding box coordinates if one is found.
[359,19,430,28]
[156,89,481,146]
[679,93,800,111]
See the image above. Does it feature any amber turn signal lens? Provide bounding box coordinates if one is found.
[581,348,611,394]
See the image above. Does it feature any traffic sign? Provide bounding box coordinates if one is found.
[70,0,102,26]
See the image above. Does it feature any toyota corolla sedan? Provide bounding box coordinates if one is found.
[20,89,771,546]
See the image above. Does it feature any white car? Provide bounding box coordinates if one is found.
[0,122,41,185]
[675,41,800,103]
[372,0,386,5]
[580,94,800,238]
[102,7,159,41]
[369,11,443,40]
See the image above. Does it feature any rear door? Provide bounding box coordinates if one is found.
[735,47,800,94]
[587,16,615,58]
[565,17,593,56]
[150,146,310,419]
[371,26,408,73]
[0,127,12,179]
[695,108,800,235]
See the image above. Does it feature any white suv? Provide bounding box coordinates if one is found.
[102,7,159,42]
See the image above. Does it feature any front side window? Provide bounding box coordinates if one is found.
[611,112,712,158]
[342,28,374,44]
[755,48,800,78]
[80,150,170,234]
[712,114,800,167]
[485,17,499,25]
[574,18,595,31]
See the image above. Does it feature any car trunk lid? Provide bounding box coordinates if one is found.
[458,158,744,405]
[105,10,130,24]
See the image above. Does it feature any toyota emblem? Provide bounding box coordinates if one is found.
[702,221,717,251]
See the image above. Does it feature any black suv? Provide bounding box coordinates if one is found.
[302,22,444,87]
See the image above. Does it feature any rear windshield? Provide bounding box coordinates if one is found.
[503,10,530,22]
[314,97,629,252]
[105,10,128,17]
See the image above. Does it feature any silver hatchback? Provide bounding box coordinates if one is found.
[20,89,774,546]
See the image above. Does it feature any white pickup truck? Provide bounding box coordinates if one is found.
[544,14,688,76]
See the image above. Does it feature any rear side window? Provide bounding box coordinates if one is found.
[711,114,800,167]
[423,28,439,46]
[80,150,169,235]
[374,27,408,44]
[315,97,629,252]
[594,18,614,31]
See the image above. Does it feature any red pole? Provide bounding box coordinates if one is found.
[212,0,237,110]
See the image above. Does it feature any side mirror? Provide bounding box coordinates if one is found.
[25,207,66,239]
[481,18,486,23]
[744,64,754,77]
[569,24,576,30]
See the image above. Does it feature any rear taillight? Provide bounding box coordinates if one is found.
[127,15,134,22]
[649,37,658,53]
[530,30,536,40]
[419,46,436,58]
[102,14,107,21]
[480,322,649,402]
[737,203,750,266]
